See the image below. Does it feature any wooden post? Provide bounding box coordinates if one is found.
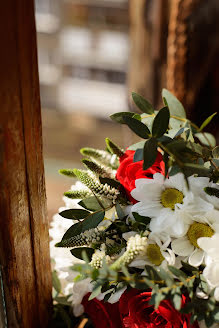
[128,0,169,108]
[0,1,52,327]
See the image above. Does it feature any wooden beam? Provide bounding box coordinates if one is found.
[0,1,52,327]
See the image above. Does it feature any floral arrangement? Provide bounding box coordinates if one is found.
[50,90,219,328]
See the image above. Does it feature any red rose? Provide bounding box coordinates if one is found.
[116,150,165,203]
[82,293,122,328]
[119,289,199,328]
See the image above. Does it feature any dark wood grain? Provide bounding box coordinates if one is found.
[0,0,52,327]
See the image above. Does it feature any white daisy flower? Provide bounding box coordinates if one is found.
[172,210,219,267]
[189,176,219,210]
[129,232,175,269]
[131,173,213,237]
[198,233,219,301]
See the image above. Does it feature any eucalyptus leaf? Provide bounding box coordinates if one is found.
[59,209,90,220]
[162,89,186,118]
[133,212,151,225]
[110,112,136,124]
[79,196,107,211]
[128,140,145,150]
[172,293,182,310]
[195,132,216,148]
[123,116,151,139]
[143,138,158,170]
[71,247,94,261]
[133,148,144,162]
[169,165,181,176]
[183,163,210,177]
[132,92,154,114]
[88,285,102,300]
[152,107,170,138]
[199,112,217,131]
[115,203,126,220]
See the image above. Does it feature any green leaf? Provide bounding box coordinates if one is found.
[89,285,102,300]
[133,148,144,162]
[132,212,151,225]
[169,165,181,176]
[204,187,219,198]
[172,293,182,310]
[115,203,126,220]
[183,163,210,177]
[168,266,187,279]
[144,265,162,282]
[54,296,71,306]
[123,116,151,139]
[79,196,105,211]
[82,211,105,232]
[195,132,216,147]
[212,146,219,159]
[59,222,82,242]
[59,209,90,220]
[132,92,154,114]
[152,107,170,138]
[52,271,61,294]
[158,268,174,287]
[181,261,199,273]
[132,113,141,120]
[162,89,186,118]
[71,247,94,261]
[110,112,136,124]
[199,112,217,131]
[128,140,145,150]
[57,211,105,244]
[143,138,158,170]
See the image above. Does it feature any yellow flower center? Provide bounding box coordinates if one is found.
[187,222,214,248]
[146,244,164,266]
[161,188,184,210]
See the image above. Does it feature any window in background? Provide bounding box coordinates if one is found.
[35,0,129,218]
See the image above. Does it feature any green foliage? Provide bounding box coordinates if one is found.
[71,247,94,261]
[143,138,158,170]
[123,116,151,139]
[152,106,170,138]
[59,209,90,220]
[110,111,136,124]
[199,112,217,131]
[132,92,154,114]
[162,88,186,118]
[204,187,219,198]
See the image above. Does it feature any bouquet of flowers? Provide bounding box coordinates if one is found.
[50,90,219,328]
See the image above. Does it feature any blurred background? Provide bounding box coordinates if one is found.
[35,0,219,220]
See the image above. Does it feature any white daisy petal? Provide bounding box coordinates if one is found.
[203,261,219,287]
[189,249,204,267]
[172,237,194,256]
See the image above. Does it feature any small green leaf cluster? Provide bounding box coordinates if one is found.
[111,90,218,183]
[72,257,219,327]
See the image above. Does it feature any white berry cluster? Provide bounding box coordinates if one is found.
[110,234,148,270]
[90,249,111,269]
